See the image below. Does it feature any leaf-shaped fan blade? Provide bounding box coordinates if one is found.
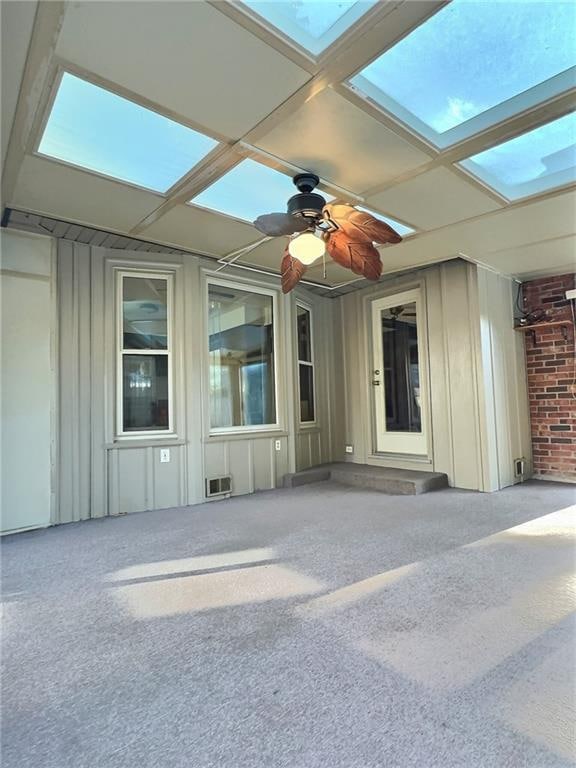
[323,203,402,244]
[325,230,382,281]
[280,247,307,293]
[253,213,310,237]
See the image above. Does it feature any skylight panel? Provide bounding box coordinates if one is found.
[350,0,576,148]
[242,0,377,56]
[38,72,218,193]
[358,207,415,238]
[190,159,303,223]
[459,113,576,201]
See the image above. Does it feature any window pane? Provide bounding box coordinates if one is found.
[299,364,315,422]
[297,306,311,362]
[459,112,576,201]
[123,277,168,350]
[190,158,334,223]
[208,285,276,428]
[190,159,297,223]
[123,355,169,431]
[381,302,421,433]
[38,73,218,192]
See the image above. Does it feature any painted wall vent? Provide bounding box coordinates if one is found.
[205,476,232,497]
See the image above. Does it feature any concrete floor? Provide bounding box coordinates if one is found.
[2,480,575,767]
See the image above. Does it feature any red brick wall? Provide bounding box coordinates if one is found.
[521,273,576,481]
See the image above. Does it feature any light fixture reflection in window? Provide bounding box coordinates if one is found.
[129,369,152,389]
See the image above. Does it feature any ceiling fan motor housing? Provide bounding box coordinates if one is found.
[287,192,326,219]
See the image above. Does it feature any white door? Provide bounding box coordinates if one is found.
[371,288,427,455]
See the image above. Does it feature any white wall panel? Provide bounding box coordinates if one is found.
[0,230,54,533]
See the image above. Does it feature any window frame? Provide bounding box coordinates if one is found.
[206,276,281,436]
[295,301,317,427]
[116,269,175,438]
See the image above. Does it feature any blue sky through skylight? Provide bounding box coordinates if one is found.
[190,159,299,222]
[38,73,218,193]
[460,112,576,200]
[243,0,376,55]
[351,0,575,145]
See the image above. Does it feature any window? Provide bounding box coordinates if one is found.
[459,112,576,201]
[208,281,277,430]
[118,272,173,435]
[349,0,575,149]
[242,1,377,57]
[190,159,334,223]
[296,305,315,423]
[190,159,297,223]
[38,72,218,192]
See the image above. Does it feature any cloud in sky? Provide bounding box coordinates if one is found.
[432,97,484,133]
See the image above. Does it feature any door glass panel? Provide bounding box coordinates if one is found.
[381,302,421,433]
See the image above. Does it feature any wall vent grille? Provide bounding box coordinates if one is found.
[205,476,232,497]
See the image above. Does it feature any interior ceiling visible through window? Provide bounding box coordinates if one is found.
[349,0,575,149]
[38,72,219,193]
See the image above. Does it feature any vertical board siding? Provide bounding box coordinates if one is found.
[442,262,482,490]
[57,241,92,522]
[227,440,253,496]
[425,268,453,482]
[476,268,532,489]
[55,241,339,521]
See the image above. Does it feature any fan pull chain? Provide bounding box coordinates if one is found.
[322,248,327,279]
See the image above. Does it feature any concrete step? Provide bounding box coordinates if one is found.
[283,462,448,495]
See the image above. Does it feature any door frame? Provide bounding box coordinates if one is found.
[370,287,429,456]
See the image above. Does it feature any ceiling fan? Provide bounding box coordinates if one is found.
[253,173,403,293]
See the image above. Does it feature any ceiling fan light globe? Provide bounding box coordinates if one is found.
[288,232,325,265]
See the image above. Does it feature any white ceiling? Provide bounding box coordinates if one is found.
[2,0,575,287]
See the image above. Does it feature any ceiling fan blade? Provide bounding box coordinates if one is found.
[325,230,382,281]
[253,213,310,237]
[280,246,307,293]
[323,203,402,245]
